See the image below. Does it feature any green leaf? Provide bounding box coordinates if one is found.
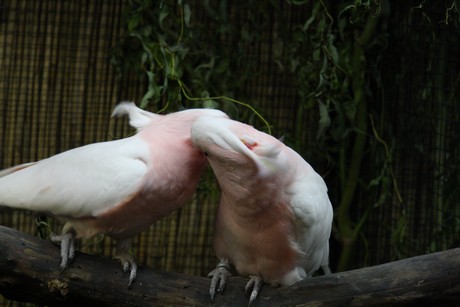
[327,34,339,65]
[302,1,320,32]
[215,58,230,73]
[184,3,191,27]
[202,99,219,109]
[140,87,155,108]
[127,16,140,32]
[317,100,331,139]
[159,5,170,29]
[288,0,309,5]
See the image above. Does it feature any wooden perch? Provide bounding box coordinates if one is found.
[0,225,459,306]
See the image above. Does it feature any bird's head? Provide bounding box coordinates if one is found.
[191,116,286,179]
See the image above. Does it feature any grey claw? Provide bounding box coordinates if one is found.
[209,273,220,301]
[115,239,137,287]
[122,261,130,273]
[245,276,263,306]
[210,288,216,301]
[128,261,137,287]
[50,232,75,271]
[208,260,231,301]
[119,258,137,287]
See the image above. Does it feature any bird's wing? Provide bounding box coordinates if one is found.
[287,154,333,273]
[0,136,150,218]
[289,175,331,227]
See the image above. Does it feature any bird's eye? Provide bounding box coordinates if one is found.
[204,152,209,157]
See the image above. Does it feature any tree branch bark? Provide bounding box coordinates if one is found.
[0,225,459,306]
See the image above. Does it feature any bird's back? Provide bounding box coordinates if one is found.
[0,136,149,219]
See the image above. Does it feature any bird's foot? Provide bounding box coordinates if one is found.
[115,239,137,287]
[50,232,75,270]
[117,254,137,287]
[245,275,263,306]
[207,259,231,301]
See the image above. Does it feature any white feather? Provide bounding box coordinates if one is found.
[288,154,333,276]
[0,136,150,218]
[111,101,159,130]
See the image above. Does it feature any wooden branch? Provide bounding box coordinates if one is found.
[1,225,459,306]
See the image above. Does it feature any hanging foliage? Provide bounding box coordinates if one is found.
[111,0,271,131]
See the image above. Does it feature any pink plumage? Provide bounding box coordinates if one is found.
[191,115,333,304]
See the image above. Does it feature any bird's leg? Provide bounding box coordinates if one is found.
[115,238,137,287]
[207,258,232,301]
[50,231,76,270]
[245,275,264,306]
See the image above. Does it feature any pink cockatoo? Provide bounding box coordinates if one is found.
[191,116,333,304]
[0,102,228,286]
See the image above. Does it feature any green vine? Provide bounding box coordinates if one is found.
[111,0,271,132]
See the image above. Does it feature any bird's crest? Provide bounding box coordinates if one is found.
[111,102,160,131]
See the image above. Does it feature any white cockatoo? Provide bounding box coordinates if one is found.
[0,102,228,286]
[191,115,333,304]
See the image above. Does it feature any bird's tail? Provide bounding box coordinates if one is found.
[0,162,36,178]
[320,243,332,275]
[0,162,36,211]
